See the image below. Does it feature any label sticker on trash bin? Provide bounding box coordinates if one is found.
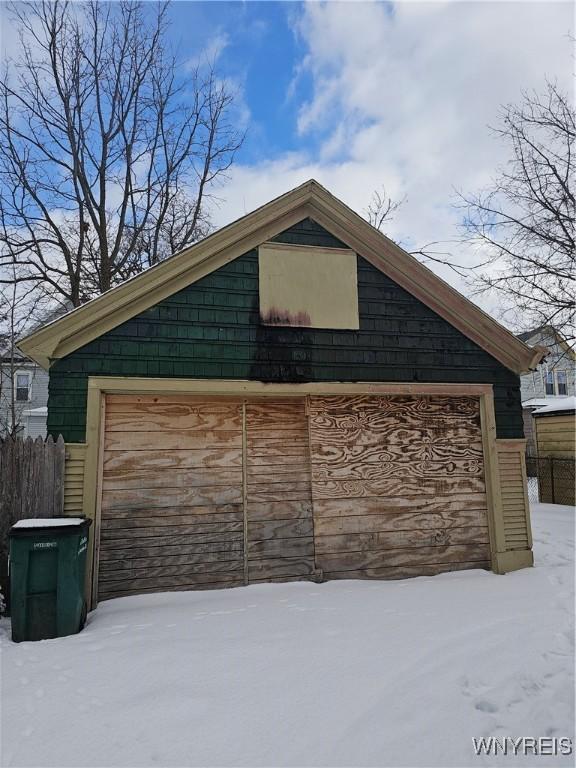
[78,535,88,555]
[33,541,57,550]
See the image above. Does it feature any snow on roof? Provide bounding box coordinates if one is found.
[533,396,576,415]
[522,396,571,409]
[13,517,86,529]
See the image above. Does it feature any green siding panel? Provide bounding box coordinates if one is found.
[48,218,523,441]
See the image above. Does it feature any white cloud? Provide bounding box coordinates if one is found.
[186,31,230,70]
[214,0,573,326]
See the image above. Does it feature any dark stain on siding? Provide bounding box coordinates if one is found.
[47,217,524,442]
[260,308,312,327]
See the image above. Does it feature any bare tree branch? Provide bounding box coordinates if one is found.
[0,0,243,307]
[457,82,575,341]
[364,186,479,279]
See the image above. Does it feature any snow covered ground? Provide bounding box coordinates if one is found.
[1,503,574,767]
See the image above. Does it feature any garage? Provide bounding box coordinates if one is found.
[96,392,489,601]
[20,181,539,607]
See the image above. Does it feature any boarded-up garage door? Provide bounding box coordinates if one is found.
[99,396,245,600]
[97,392,490,600]
[309,395,491,580]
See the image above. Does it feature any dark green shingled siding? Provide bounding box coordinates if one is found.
[48,217,523,442]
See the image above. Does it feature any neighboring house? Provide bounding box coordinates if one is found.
[532,397,576,506]
[516,326,576,455]
[0,350,49,438]
[19,180,546,609]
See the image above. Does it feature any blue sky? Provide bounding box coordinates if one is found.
[168,1,315,163]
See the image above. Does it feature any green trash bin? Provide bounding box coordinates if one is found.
[9,517,92,643]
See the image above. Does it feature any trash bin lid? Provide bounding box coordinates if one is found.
[9,517,92,536]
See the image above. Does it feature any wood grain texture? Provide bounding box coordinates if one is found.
[322,561,490,582]
[98,395,245,599]
[101,467,242,491]
[98,392,495,599]
[104,429,242,451]
[312,476,485,500]
[98,571,244,600]
[313,494,487,518]
[245,399,316,582]
[315,525,489,554]
[100,530,244,549]
[103,448,243,471]
[318,543,490,573]
[98,540,244,561]
[309,394,490,577]
[101,484,243,510]
[314,510,487,536]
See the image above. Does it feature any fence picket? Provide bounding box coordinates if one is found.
[0,435,66,609]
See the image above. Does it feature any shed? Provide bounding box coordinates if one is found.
[533,398,576,505]
[18,180,545,608]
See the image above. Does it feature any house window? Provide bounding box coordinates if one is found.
[15,372,31,402]
[556,371,567,396]
[545,371,555,396]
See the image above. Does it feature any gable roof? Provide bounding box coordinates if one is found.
[516,327,543,343]
[516,326,575,360]
[18,179,546,374]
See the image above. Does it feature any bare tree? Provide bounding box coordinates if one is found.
[364,186,405,231]
[0,0,243,307]
[459,82,575,340]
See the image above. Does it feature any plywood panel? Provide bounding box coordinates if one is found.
[318,543,491,572]
[315,525,489,554]
[312,476,485,500]
[98,392,495,599]
[98,540,244,561]
[258,243,359,330]
[309,394,491,578]
[313,494,487,518]
[98,571,244,600]
[103,448,243,471]
[323,561,490,582]
[245,399,315,583]
[98,395,245,600]
[314,510,486,536]
[101,484,243,511]
[104,429,242,451]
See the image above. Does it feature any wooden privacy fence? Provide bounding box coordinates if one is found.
[0,435,65,609]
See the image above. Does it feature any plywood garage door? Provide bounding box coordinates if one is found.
[98,396,245,600]
[97,392,491,600]
[309,395,491,580]
[98,395,315,600]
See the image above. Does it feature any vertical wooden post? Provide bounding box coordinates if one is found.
[90,396,106,609]
[519,449,533,549]
[82,381,106,611]
[479,391,507,573]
